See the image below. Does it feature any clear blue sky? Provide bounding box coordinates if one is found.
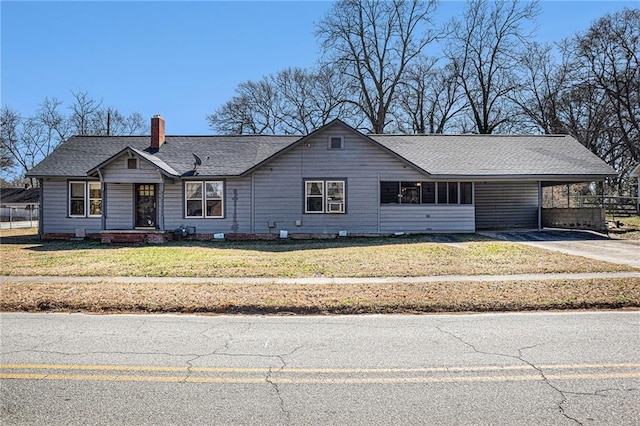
[1,1,637,135]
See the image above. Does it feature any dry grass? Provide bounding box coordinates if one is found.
[2,278,638,314]
[0,229,633,278]
[608,215,640,240]
[2,228,637,314]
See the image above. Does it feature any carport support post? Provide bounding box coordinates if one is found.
[537,181,542,231]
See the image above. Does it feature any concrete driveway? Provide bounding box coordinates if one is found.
[479,229,640,269]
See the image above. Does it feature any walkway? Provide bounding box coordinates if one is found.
[2,271,639,285]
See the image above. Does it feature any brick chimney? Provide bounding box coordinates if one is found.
[150,115,165,150]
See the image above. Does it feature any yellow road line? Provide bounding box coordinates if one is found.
[2,363,639,375]
[1,372,639,384]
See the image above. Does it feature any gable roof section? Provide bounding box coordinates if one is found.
[240,119,431,176]
[371,134,616,178]
[27,135,299,178]
[27,136,149,178]
[87,147,180,177]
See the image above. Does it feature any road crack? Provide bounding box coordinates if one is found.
[266,365,290,423]
[434,324,584,425]
[264,346,303,424]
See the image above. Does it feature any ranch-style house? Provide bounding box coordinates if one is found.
[26,116,616,243]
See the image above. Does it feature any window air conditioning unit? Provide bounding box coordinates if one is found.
[327,202,344,213]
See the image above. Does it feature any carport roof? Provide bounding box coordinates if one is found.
[370,134,617,178]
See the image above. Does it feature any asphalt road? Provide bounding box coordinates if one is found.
[1,312,639,425]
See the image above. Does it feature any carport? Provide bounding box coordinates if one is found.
[474,178,612,232]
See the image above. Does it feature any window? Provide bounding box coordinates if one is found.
[329,136,344,149]
[205,182,223,217]
[421,182,436,204]
[126,158,138,169]
[69,182,86,217]
[380,181,472,205]
[305,180,346,214]
[460,182,473,204]
[88,182,102,216]
[448,182,458,204]
[305,181,324,213]
[185,181,224,218]
[326,181,345,213]
[69,181,102,217]
[380,182,400,204]
[401,182,421,204]
[437,182,448,204]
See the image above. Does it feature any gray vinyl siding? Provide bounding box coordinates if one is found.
[252,129,424,234]
[41,179,101,234]
[104,183,133,230]
[380,205,475,233]
[162,178,252,234]
[475,181,539,229]
[101,156,163,183]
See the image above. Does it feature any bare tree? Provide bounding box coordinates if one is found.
[446,0,539,134]
[0,107,19,172]
[69,90,102,135]
[561,8,640,193]
[574,8,639,164]
[317,0,440,133]
[207,67,355,135]
[122,112,148,136]
[0,107,50,185]
[36,97,70,145]
[395,57,468,133]
[207,79,282,135]
[90,107,148,136]
[512,42,574,134]
[1,92,148,184]
[207,94,261,135]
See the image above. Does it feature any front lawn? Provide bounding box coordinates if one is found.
[0,228,632,278]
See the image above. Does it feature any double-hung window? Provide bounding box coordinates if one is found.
[69,181,102,217]
[88,182,102,216]
[185,181,224,218]
[305,180,345,213]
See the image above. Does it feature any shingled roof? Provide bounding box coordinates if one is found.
[27,135,299,178]
[370,134,616,178]
[26,120,615,180]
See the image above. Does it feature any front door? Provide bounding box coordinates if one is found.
[135,184,157,228]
